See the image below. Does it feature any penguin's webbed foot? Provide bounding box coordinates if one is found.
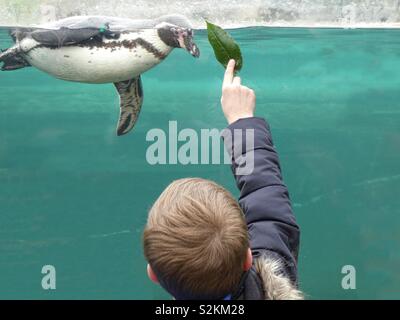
[0,48,9,66]
[0,46,19,62]
[0,50,30,71]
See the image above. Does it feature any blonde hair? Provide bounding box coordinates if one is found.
[143,178,249,299]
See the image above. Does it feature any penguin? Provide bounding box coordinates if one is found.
[0,14,200,136]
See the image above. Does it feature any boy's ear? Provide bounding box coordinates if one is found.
[243,248,253,271]
[147,264,159,284]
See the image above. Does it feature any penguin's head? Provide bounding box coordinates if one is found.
[157,23,200,58]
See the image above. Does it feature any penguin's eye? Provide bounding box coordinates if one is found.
[172,28,181,36]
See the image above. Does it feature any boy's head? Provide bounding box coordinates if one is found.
[143,178,252,300]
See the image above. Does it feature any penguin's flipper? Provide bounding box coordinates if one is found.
[30,27,105,47]
[114,76,144,136]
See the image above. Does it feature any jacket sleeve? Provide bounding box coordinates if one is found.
[222,117,300,281]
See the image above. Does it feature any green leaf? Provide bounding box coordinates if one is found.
[206,21,243,72]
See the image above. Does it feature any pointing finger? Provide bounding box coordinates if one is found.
[223,59,236,89]
[232,76,241,86]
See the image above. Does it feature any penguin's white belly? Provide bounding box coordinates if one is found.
[23,33,172,84]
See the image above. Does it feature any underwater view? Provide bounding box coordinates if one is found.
[0,0,400,301]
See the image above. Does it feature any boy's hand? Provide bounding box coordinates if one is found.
[221,59,256,125]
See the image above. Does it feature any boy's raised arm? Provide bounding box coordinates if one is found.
[221,60,300,282]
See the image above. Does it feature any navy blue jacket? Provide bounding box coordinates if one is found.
[223,117,300,286]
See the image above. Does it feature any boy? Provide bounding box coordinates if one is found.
[143,60,303,300]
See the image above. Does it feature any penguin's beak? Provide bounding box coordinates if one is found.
[178,30,200,58]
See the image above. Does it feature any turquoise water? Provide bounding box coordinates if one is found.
[0,27,399,299]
